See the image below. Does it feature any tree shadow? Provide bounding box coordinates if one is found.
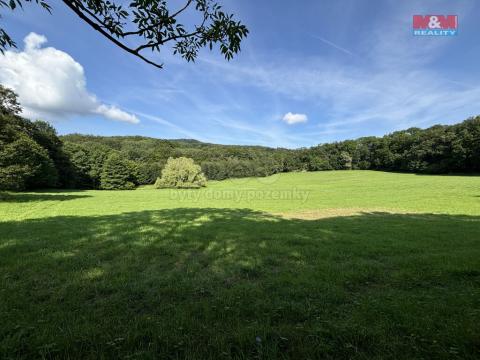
[0,191,91,203]
[0,208,479,359]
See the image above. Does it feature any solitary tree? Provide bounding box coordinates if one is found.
[155,157,206,188]
[0,0,248,69]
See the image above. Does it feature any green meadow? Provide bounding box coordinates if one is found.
[1,171,479,359]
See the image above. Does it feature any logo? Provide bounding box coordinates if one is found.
[413,15,458,36]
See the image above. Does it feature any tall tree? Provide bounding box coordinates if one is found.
[33,120,75,187]
[0,0,248,69]
[100,152,136,190]
[0,132,58,190]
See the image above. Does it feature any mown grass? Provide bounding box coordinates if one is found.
[0,171,479,359]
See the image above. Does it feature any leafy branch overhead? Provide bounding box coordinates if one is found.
[0,0,249,68]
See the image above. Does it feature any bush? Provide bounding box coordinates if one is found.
[100,153,136,190]
[155,157,206,188]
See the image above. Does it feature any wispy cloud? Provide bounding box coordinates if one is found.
[196,6,480,142]
[132,111,204,140]
[120,0,479,147]
[312,35,355,56]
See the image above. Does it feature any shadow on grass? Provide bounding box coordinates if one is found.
[0,208,479,359]
[0,191,91,203]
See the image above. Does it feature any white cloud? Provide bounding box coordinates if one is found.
[0,32,139,124]
[282,112,308,125]
[24,32,47,51]
[95,105,138,124]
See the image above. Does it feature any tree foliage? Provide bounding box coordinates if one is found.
[0,113,63,190]
[155,156,206,188]
[0,85,22,115]
[0,132,57,190]
[63,142,113,188]
[0,0,248,68]
[100,152,136,190]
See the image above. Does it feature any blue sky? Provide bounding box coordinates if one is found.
[1,0,479,148]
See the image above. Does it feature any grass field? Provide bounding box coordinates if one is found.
[1,170,479,359]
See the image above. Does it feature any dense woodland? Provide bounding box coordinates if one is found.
[2,111,479,191]
[1,84,479,190]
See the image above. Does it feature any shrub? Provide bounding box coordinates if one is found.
[100,153,136,190]
[155,157,206,188]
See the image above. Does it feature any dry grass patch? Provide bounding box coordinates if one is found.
[276,207,406,220]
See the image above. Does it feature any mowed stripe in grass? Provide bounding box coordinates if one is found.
[0,171,479,359]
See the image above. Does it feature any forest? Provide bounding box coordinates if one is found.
[2,111,479,191]
[1,84,479,191]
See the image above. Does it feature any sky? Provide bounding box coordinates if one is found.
[1,0,479,148]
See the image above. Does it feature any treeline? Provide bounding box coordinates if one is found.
[61,133,294,183]
[306,119,480,173]
[61,117,480,184]
[2,113,479,191]
[1,84,479,190]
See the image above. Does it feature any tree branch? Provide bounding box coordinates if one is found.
[122,0,197,38]
[62,0,164,68]
[171,0,193,18]
[134,29,202,53]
